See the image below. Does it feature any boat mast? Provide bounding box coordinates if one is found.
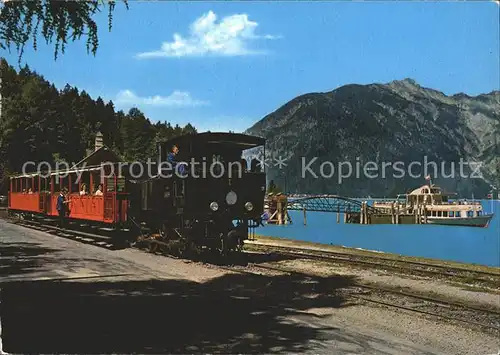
[425,174,432,187]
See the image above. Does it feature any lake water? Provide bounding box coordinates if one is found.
[259,199,500,267]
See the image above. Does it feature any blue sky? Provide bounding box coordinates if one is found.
[3,1,499,132]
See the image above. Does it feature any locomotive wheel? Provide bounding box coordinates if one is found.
[177,242,188,257]
[148,242,159,253]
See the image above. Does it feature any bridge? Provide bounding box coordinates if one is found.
[264,194,385,225]
[285,195,380,214]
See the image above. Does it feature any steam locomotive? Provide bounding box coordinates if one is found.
[127,132,267,256]
[7,132,267,257]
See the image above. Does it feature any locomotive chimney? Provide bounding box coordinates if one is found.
[94,131,104,151]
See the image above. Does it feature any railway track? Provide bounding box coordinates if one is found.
[3,217,127,250]
[4,216,500,335]
[6,216,500,287]
[245,242,500,289]
[214,262,500,336]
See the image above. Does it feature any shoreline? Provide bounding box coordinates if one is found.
[248,234,500,273]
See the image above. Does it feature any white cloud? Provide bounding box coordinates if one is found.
[115,90,209,107]
[136,10,280,58]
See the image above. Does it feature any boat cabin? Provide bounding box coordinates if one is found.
[405,184,450,205]
[405,184,484,219]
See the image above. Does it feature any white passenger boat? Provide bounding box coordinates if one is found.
[373,184,494,228]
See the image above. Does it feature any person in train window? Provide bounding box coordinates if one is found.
[95,184,103,196]
[28,188,33,194]
[80,183,87,196]
[167,145,187,176]
[56,189,69,228]
[167,144,179,161]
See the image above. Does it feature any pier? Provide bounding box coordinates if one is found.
[264,194,385,225]
[264,192,492,227]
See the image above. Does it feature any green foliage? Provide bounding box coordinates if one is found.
[267,180,281,194]
[0,58,197,193]
[0,0,128,63]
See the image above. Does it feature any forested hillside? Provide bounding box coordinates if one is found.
[0,58,197,193]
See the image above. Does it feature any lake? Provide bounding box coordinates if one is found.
[259,199,500,267]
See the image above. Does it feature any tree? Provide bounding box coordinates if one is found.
[0,0,128,63]
[0,58,198,190]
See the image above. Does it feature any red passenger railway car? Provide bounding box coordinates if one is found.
[8,164,129,228]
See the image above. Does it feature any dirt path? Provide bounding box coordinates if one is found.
[0,220,498,354]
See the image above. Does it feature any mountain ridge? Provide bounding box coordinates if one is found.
[245,78,499,197]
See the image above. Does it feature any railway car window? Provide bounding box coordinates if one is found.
[40,177,48,193]
[69,173,79,194]
[25,178,32,193]
[33,177,39,192]
[250,158,259,172]
[54,175,62,192]
[107,176,115,192]
[90,171,101,194]
[116,177,125,192]
[80,171,90,194]
[63,175,71,192]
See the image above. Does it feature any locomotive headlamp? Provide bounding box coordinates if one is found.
[245,202,253,211]
[210,202,219,211]
[225,191,237,205]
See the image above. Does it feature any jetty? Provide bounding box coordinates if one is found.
[263,184,494,228]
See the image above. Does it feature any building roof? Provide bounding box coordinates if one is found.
[72,145,122,169]
[160,132,265,152]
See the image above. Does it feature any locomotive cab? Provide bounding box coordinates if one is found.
[133,132,266,255]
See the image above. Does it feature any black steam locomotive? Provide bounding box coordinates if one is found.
[128,132,266,256]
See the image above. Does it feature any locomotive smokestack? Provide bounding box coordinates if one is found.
[95,131,104,151]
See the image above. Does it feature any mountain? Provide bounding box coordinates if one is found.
[245,79,500,197]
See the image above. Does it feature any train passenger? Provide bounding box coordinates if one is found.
[56,189,69,228]
[167,144,186,176]
[80,183,87,196]
[167,145,179,164]
[95,184,103,196]
[28,188,33,194]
